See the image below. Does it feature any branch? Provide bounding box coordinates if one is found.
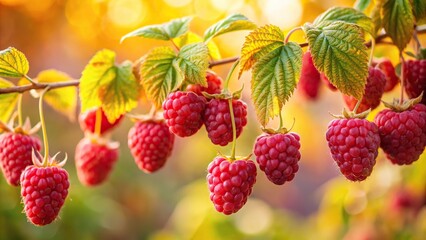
[1,25,426,95]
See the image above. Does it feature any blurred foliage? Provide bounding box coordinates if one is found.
[0,0,425,239]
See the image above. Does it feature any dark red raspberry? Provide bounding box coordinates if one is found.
[404,60,426,104]
[204,99,247,146]
[321,73,337,91]
[372,58,399,92]
[207,157,257,215]
[326,118,380,181]
[374,104,426,165]
[186,71,222,96]
[0,133,41,186]
[128,120,175,173]
[298,51,321,100]
[344,67,386,113]
[254,132,301,185]
[79,108,123,135]
[162,91,206,137]
[20,164,69,226]
[75,137,119,186]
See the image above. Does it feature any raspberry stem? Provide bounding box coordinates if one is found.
[400,53,405,104]
[368,38,375,66]
[353,99,362,113]
[94,107,102,136]
[224,59,240,91]
[228,99,237,160]
[39,87,51,166]
[284,27,302,44]
[17,94,23,127]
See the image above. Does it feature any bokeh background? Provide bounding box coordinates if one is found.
[1,0,426,239]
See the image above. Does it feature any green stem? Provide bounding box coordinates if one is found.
[400,53,405,104]
[148,105,157,119]
[353,99,362,113]
[228,99,237,161]
[17,94,23,127]
[284,26,303,44]
[278,110,284,130]
[94,107,102,136]
[368,38,375,66]
[223,59,240,91]
[24,75,37,85]
[39,87,50,166]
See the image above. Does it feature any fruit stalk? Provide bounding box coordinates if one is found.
[284,27,302,44]
[39,87,50,165]
[95,107,102,136]
[400,53,405,104]
[228,99,237,160]
[17,94,23,127]
[223,59,240,91]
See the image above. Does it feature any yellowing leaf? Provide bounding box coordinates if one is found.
[382,0,414,51]
[80,49,139,122]
[239,25,285,78]
[175,32,222,60]
[0,47,29,78]
[251,43,303,126]
[176,43,209,86]
[203,14,257,43]
[303,21,369,100]
[140,47,183,108]
[35,70,77,121]
[0,78,19,123]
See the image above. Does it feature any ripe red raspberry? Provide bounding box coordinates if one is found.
[374,104,426,165]
[128,120,175,173]
[186,71,222,96]
[207,157,257,215]
[254,132,301,185]
[79,108,123,135]
[20,161,69,226]
[344,67,386,113]
[404,60,426,104]
[75,137,119,186]
[372,58,399,92]
[298,51,321,100]
[204,99,247,146]
[321,73,337,91]
[162,91,206,137]
[326,118,380,181]
[0,133,41,186]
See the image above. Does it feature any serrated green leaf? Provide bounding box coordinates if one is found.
[314,7,375,36]
[382,0,414,51]
[354,0,371,12]
[303,21,369,99]
[203,14,257,43]
[239,25,285,78]
[140,47,183,108]
[0,47,29,78]
[0,78,19,123]
[174,32,222,60]
[36,70,77,121]
[251,43,303,126]
[370,1,384,36]
[121,17,192,42]
[176,43,209,85]
[413,0,426,23]
[80,49,139,122]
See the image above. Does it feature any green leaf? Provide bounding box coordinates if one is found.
[239,25,285,78]
[413,0,426,23]
[354,0,371,12]
[251,43,303,126]
[370,1,384,36]
[0,47,29,78]
[174,32,222,60]
[314,7,374,36]
[176,43,209,86]
[0,78,19,123]
[303,21,369,99]
[80,49,139,122]
[140,47,183,108]
[382,0,414,51]
[203,14,257,43]
[121,17,192,42]
[36,70,77,121]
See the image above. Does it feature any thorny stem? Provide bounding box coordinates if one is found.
[17,94,23,127]
[223,59,240,91]
[228,99,237,161]
[400,53,405,104]
[95,107,102,136]
[39,87,50,166]
[284,27,303,44]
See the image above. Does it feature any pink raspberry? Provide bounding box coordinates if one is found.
[298,51,321,100]
[186,71,222,96]
[404,60,426,104]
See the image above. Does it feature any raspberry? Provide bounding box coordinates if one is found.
[372,58,399,92]
[75,137,119,186]
[321,73,337,91]
[404,60,426,104]
[326,118,380,181]
[344,67,386,113]
[128,120,175,173]
[204,99,247,146]
[186,71,222,96]
[374,104,426,165]
[254,132,301,185]
[298,51,321,100]
[20,164,69,226]
[207,157,257,215]
[79,108,123,135]
[162,91,206,137]
[0,133,41,186]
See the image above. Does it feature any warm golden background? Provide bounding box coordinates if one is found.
[0,0,425,239]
